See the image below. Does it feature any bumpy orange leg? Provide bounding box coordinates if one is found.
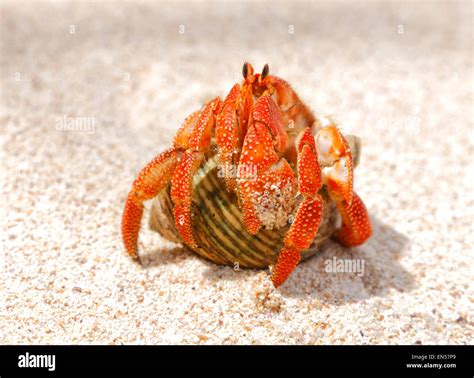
[215,84,242,191]
[121,97,220,258]
[335,192,372,246]
[272,128,324,287]
[170,150,204,248]
[121,148,180,258]
[170,97,221,247]
[315,122,372,247]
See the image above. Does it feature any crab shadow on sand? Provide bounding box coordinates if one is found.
[274,216,416,304]
[140,215,416,306]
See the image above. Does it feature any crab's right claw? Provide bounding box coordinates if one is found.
[315,124,353,204]
[315,123,372,247]
[121,148,180,259]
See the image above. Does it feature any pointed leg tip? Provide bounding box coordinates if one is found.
[187,239,198,249]
[245,222,261,235]
[271,272,287,288]
[271,247,301,288]
[122,239,140,260]
[336,227,372,247]
[335,193,372,247]
[129,249,139,259]
[122,193,144,260]
[271,271,289,289]
[271,278,282,289]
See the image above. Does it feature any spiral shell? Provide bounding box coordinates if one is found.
[149,135,361,268]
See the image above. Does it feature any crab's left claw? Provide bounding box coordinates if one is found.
[315,124,353,204]
[315,122,372,247]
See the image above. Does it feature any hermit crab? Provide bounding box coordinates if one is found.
[121,62,372,287]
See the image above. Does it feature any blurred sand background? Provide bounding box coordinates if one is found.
[1,1,473,344]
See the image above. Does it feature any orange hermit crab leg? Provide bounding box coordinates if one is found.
[170,97,221,248]
[121,97,220,258]
[335,192,372,247]
[261,75,315,131]
[271,128,324,288]
[121,148,181,258]
[315,122,372,247]
[215,84,242,191]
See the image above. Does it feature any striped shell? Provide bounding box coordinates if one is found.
[149,135,361,269]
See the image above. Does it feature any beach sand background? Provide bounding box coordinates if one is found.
[1,1,472,344]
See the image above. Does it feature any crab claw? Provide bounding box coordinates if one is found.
[315,124,353,204]
[315,122,372,248]
[238,95,289,234]
[239,159,296,235]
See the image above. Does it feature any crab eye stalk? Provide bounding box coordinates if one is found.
[242,62,255,79]
[261,63,269,80]
[242,62,249,79]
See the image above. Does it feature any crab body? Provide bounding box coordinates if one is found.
[122,63,372,287]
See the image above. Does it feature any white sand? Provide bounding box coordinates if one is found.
[1,1,472,344]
